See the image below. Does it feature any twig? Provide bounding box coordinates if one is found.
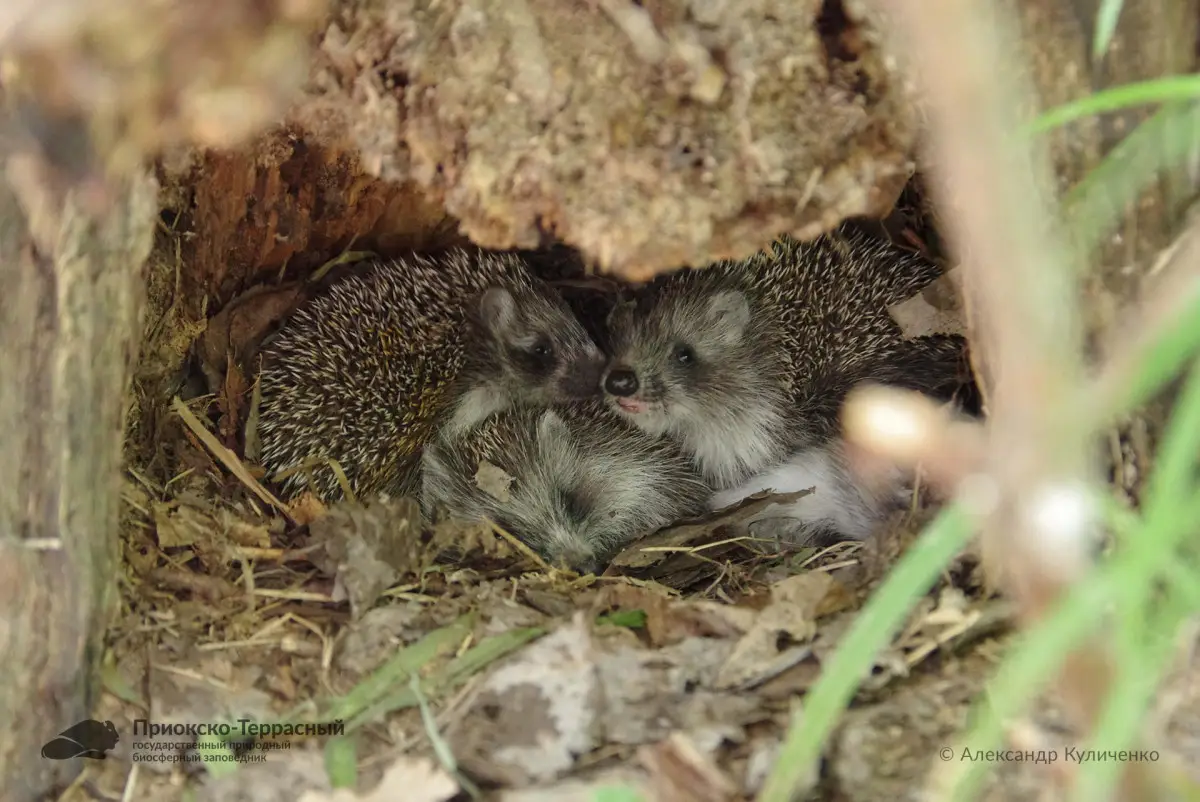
[171,395,295,524]
[411,672,479,799]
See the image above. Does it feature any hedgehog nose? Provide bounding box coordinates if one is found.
[604,367,639,397]
[572,556,602,576]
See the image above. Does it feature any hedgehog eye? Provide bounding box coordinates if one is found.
[516,336,558,377]
[673,344,695,365]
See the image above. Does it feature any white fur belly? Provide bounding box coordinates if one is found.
[708,443,903,542]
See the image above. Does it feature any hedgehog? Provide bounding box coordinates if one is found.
[601,225,968,544]
[256,249,607,502]
[706,437,911,545]
[420,399,712,574]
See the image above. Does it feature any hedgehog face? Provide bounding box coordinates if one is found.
[474,282,606,403]
[603,289,754,421]
[420,405,710,573]
[602,286,793,487]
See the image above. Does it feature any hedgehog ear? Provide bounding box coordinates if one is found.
[418,442,452,492]
[479,287,519,340]
[706,290,751,346]
[536,409,576,461]
[537,409,572,444]
[604,301,620,326]
[604,297,632,328]
[417,446,450,519]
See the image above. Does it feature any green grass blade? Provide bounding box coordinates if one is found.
[756,503,974,802]
[1099,290,1200,421]
[593,787,647,802]
[1141,359,1200,515]
[1072,363,1200,798]
[322,613,475,724]
[1092,0,1125,60]
[945,485,1200,800]
[597,609,647,628]
[443,626,546,683]
[1072,581,1190,802]
[325,735,358,789]
[1063,101,1200,266]
[343,626,545,732]
[1162,556,1200,610]
[1028,75,1200,134]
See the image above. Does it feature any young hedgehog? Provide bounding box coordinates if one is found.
[257,249,606,502]
[420,400,712,574]
[602,226,967,545]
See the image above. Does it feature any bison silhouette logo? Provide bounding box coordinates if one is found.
[41,720,120,760]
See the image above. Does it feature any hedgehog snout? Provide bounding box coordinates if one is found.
[569,553,602,576]
[604,366,639,397]
[538,528,600,575]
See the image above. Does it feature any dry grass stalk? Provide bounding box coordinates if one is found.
[870,1,1156,799]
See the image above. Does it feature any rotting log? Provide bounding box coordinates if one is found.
[0,2,324,799]
[156,130,459,311]
[151,0,944,351]
[161,0,1200,291]
[292,0,924,280]
[0,152,157,800]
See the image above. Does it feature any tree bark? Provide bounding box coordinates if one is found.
[0,153,156,800]
[1008,0,1200,312]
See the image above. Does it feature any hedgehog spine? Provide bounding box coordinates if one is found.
[256,248,605,503]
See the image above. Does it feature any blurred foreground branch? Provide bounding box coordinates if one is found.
[849,1,1159,800]
[0,3,330,800]
[0,0,325,181]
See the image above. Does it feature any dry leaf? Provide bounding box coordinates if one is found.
[714,572,841,690]
[476,460,514,502]
[308,497,422,619]
[639,732,738,802]
[609,488,814,571]
[288,493,328,527]
[297,756,458,802]
[431,516,517,561]
[888,267,966,338]
[220,511,271,548]
[594,637,761,747]
[451,614,601,785]
[591,583,675,645]
[153,501,213,548]
[199,283,307,395]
